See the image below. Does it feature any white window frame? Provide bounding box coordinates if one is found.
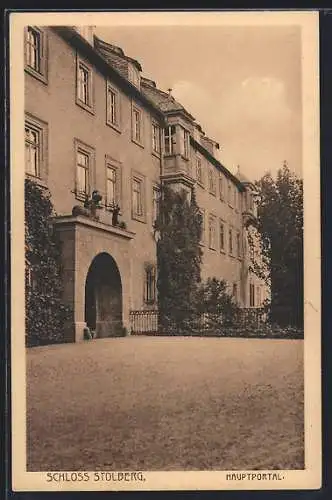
[152,121,161,155]
[131,172,145,222]
[180,126,190,159]
[208,215,217,250]
[76,56,94,113]
[24,26,48,84]
[132,104,143,146]
[74,139,95,201]
[164,125,176,155]
[106,82,121,131]
[105,156,121,209]
[208,168,216,196]
[25,113,48,183]
[196,156,204,186]
[219,220,225,253]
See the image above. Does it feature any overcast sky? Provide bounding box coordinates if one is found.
[96,25,302,181]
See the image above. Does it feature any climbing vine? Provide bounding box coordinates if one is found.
[25,178,72,346]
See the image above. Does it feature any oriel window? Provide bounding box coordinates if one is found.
[164,125,176,155]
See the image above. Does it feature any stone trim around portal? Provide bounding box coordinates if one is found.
[52,214,135,239]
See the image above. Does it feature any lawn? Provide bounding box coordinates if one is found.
[26,336,304,471]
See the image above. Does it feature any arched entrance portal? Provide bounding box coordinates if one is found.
[85,252,123,338]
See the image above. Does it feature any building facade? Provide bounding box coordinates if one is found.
[24,25,269,342]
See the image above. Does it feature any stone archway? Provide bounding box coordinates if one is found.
[84,252,123,338]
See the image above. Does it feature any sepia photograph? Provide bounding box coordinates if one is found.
[10,10,321,491]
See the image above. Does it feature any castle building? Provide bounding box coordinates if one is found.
[24,25,268,341]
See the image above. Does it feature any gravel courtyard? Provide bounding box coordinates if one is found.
[27,336,304,471]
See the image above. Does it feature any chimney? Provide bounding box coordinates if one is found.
[73,26,96,46]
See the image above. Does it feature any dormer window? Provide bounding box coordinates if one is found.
[128,64,140,89]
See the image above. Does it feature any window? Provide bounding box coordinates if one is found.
[229,228,233,255]
[26,27,40,72]
[25,125,40,177]
[165,125,176,155]
[76,150,89,196]
[180,127,190,159]
[128,64,140,89]
[76,58,93,110]
[236,232,241,258]
[250,283,255,307]
[199,209,205,245]
[208,215,217,250]
[152,122,161,154]
[25,26,47,82]
[219,221,225,252]
[132,106,143,144]
[257,286,261,307]
[228,182,232,205]
[233,283,238,302]
[74,140,94,200]
[106,83,120,129]
[219,175,224,200]
[152,187,160,225]
[132,175,145,220]
[144,265,156,305]
[208,168,216,195]
[25,115,47,181]
[195,156,203,185]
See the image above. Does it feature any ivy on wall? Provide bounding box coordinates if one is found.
[25,179,72,346]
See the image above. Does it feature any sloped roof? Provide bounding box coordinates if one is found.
[141,77,195,120]
[94,35,142,71]
[236,166,256,188]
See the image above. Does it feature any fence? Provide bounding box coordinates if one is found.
[129,310,159,335]
[129,307,268,335]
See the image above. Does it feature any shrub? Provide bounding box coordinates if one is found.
[196,277,239,331]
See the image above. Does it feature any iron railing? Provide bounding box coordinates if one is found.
[129,307,268,335]
[129,310,158,335]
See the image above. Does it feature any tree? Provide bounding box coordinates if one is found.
[155,185,203,334]
[25,179,72,346]
[249,163,303,328]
